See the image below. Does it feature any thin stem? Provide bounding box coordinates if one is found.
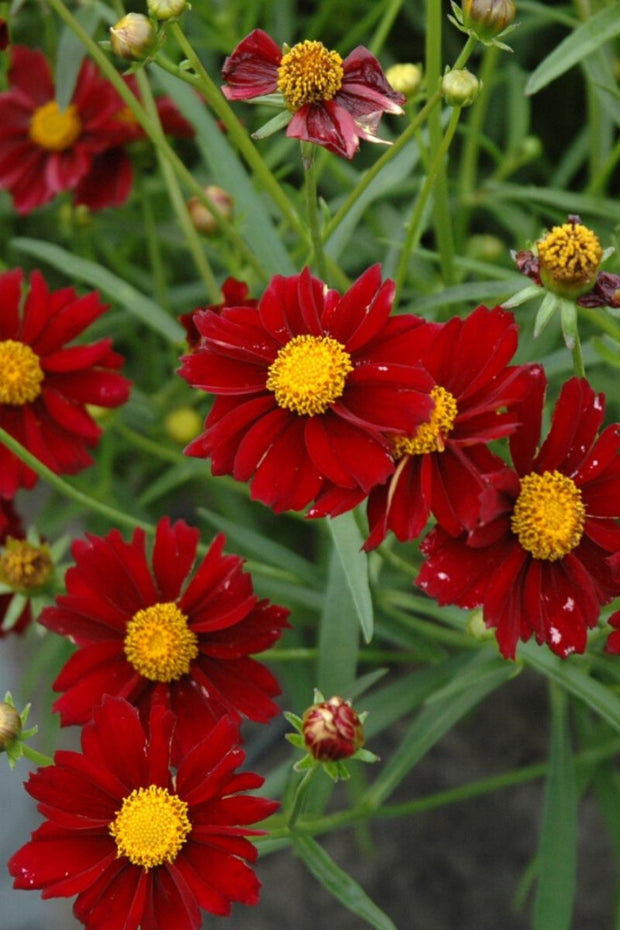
[287,766,320,830]
[168,22,306,244]
[301,142,329,280]
[369,0,405,56]
[22,745,55,767]
[571,329,586,378]
[0,427,154,535]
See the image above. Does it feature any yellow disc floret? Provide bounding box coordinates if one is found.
[124,602,198,682]
[0,341,44,406]
[511,470,585,561]
[537,219,602,295]
[266,334,353,416]
[277,40,344,110]
[109,785,191,869]
[29,100,82,152]
[0,538,52,591]
[392,386,458,457]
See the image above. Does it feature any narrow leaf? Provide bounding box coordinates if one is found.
[317,546,360,696]
[328,512,374,643]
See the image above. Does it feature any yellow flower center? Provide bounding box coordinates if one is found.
[511,470,585,561]
[277,40,344,110]
[29,100,82,152]
[0,341,44,406]
[123,602,199,682]
[266,334,353,416]
[0,539,52,591]
[109,785,191,869]
[537,221,602,290]
[392,386,458,457]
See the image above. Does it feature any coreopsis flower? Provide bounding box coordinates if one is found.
[9,696,278,928]
[0,46,132,213]
[364,305,545,549]
[221,29,406,159]
[302,695,365,761]
[0,268,130,498]
[178,265,434,515]
[0,500,31,636]
[0,500,56,637]
[179,277,258,351]
[39,518,289,760]
[605,611,620,655]
[417,377,620,659]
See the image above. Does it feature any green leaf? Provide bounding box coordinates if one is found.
[328,512,374,643]
[522,642,620,732]
[12,239,183,343]
[533,684,577,930]
[317,546,360,696]
[526,4,620,96]
[293,834,398,930]
[55,7,101,110]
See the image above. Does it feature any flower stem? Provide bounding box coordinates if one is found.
[571,329,586,378]
[22,745,54,767]
[301,142,329,280]
[287,766,320,830]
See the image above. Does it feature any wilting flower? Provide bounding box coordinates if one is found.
[179,277,258,352]
[9,696,278,928]
[221,29,405,159]
[364,305,544,549]
[39,518,289,760]
[0,500,32,636]
[0,268,130,498]
[417,377,620,659]
[178,265,434,515]
[0,45,132,213]
[0,500,56,637]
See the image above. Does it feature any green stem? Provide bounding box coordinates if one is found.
[301,142,329,280]
[136,174,169,311]
[393,105,463,302]
[0,427,154,535]
[571,328,586,378]
[369,0,405,56]
[168,22,306,243]
[22,745,55,767]
[287,766,320,829]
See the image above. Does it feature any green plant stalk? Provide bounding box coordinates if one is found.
[586,132,620,196]
[393,105,463,302]
[0,427,154,535]
[135,68,220,302]
[369,0,405,56]
[571,328,586,378]
[577,304,620,342]
[22,745,55,767]
[287,766,320,829]
[301,142,329,280]
[135,174,170,311]
[169,22,307,244]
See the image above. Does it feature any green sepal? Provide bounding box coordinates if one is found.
[533,292,561,338]
[251,109,292,140]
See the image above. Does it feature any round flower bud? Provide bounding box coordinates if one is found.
[147,0,188,21]
[0,702,21,752]
[110,13,155,61]
[385,63,423,98]
[187,186,234,236]
[461,0,516,42]
[441,69,482,107]
[302,696,365,762]
[164,407,203,444]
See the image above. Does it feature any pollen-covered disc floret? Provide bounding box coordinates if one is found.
[511,470,585,561]
[392,386,458,457]
[266,334,353,416]
[124,602,199,682]
[277,40,344,110]
[537,219,603,295]
[109,785,192,869]
[29,101,82,151]
[0,341,44,406]
[0,538,52,591]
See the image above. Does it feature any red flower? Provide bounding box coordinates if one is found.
[39,518,289,760]
[178,265,434,515]
[417,377,620,659]
[221,29,405,159]
[302,695,365,761]
[9,696,278,929]
[605,611,620,654]
[179,277,258,352]
[0,268,130,498]
[0,46,132,213]
[364,305,544,548]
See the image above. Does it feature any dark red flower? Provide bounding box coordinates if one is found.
[39,518,289,760]
[179,277,258,352]
[363,305,544,548]
[178,265,434,515]
[417,377,620,659]
[0,268,130,498]
[605,610,620,655]
[302,695,365,761]
[0,46,132,213]
[9,696,278,929]
[221,29,405,159]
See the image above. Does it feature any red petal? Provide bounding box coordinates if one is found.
[221,29,281,100]
[152,517,199,602]
[288,99,361,159]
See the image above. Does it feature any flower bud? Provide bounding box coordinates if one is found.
[302,696,364,762]
[0,701,21,752]
[164,407,203,444]
[441,69,482,107]
[461,0,516,42]
[147,0,188,20]
[187,186,234,236]
[385,63,423,98]
[110,14,155,61]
